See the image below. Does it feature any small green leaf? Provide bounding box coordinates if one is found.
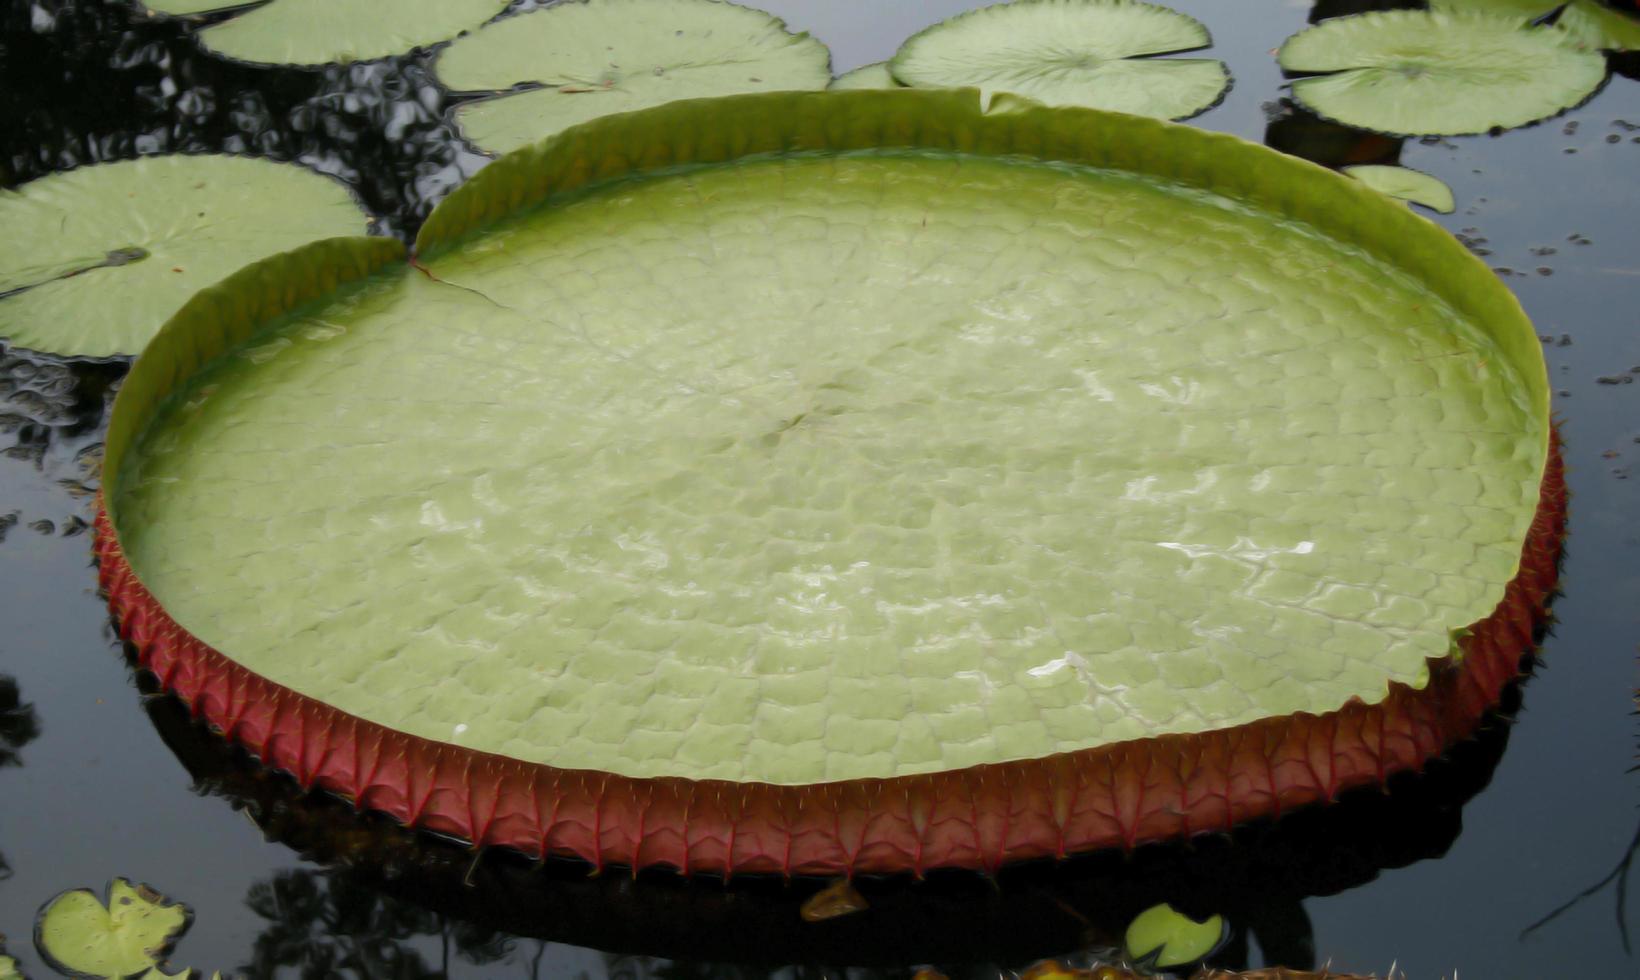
[1432,0,1640,52]
[1278,10,1607,136]
[1124,902,1226,968]
[141,0,507,65]
[0,952,25,980]
[1343,165,1456,213]
[0,155,366,358]
[436,0,832,154]
[34,879,191,979]
[890,0,1230,120]
[829,62,900,91]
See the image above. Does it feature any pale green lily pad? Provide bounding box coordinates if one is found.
[141,0,507,65]
[1433,0,1640,52]
[1278,10,1607,136]
[1344,164,1456,213]
[830,61,901,91]
[34,879,190,979]
[107,92,1549,787]
[0,949,22,980]
[436,0,832,154]
[0,155,366,358]
[1124,903,1226,968]
[890,0,1229,120]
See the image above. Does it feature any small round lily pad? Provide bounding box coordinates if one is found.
[1432,0,1640,53]
[34,879,190,979]
[890,0,1230,120]
[435,0,832,154]
[1344,164,1457,213]
[141,0,507,66]
[830,61,901,91]
[0,155,366,358]
[1278,10,1608,136]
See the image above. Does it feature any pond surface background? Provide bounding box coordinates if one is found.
[2,1,1638,977]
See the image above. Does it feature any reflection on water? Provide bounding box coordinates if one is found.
[1,0,485,240]
[144,672,1527,975]
[0,675,41,883]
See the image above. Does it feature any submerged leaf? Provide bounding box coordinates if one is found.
[0,155,365,358]
[830,61,901,90]
[143,0,507,65]
[34,880,191,979]
[1124,903,1226,968]
[1343,164,1457,213]
[1432,0,1640,52]
[1278,10,1607,136]
[436,0,831,153]
[890,0,1229,120]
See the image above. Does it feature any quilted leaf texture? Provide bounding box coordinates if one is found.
[96,92,1563,876]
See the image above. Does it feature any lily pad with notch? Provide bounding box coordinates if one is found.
[139,0,508,66]
[1343,164,1456,213]
[33,879,190,980]
[0,155,367,359]
[889,0,1230,120]
[1277,10,1608,136]
[1432,0,1640,53]
[435,0,832,155]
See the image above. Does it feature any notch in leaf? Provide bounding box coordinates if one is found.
[33,880,191,980]
[1277,10,1608,136]
[889,0,1230,120]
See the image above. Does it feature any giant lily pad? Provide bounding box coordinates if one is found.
[1278,10,1607,136]
[140,0,507,66]
[0,155,366,358]
[99,90,1558,876]
[33,880,190,979]
[889,0,1229,120]
[1432,0,1640,53]
[435,0,831,154]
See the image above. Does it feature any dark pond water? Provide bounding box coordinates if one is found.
[2,0,1638,977]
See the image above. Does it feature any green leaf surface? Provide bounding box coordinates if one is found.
[1278,10,1607,136]
[0,953,23,980]
[1343,164,1457,213]
[145,0,507,66]
[436,0,831,154]
[1432,0,1640,52]
[34,880,190,979]
[109,91,1548,787]
[1124,903,1226,967]
[0,155,366,358]
[829,62,901,90]
[890,0,1229,119]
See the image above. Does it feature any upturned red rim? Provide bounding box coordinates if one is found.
[94,436,1565,877]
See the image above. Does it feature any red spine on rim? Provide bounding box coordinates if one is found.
[95,438,1566,877]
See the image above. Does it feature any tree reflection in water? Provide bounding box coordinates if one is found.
[240,869,510,979]
[141,667,1532,977]
[0,675,41,882]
